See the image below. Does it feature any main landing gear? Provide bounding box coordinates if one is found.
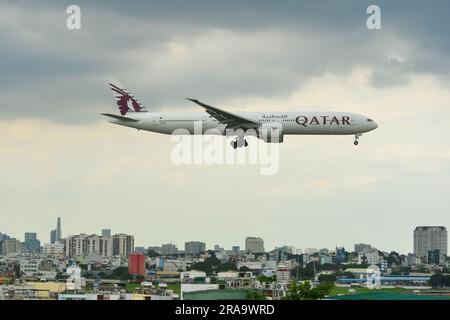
[354,133,362,146]
[231,136,249,149]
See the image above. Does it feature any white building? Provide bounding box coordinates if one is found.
[43,242,65,255]
[276,264,291,283]
[237,261,263,270]
[20,259,41,277]
[163,259,188,272]
[65,234,115,257]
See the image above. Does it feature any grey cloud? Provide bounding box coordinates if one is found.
[1,0,449,122]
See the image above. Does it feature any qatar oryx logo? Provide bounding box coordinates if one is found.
[295,115,351,127]
[109,83,147,115]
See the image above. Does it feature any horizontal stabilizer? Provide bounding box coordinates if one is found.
[101,113,139,122]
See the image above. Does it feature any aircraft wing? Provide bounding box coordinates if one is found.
[187,99,260,129]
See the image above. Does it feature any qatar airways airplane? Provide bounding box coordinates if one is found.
[102,82,378,148]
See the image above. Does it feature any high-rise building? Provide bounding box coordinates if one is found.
[56,217,62,241]
[231,246,241,255]
[161,243,178,255]
[0,233,11,241]
[24,233,37,242]
[245,237,265,253]
[102,229,111,237]
[50,230,57,244]
[23,232,41,253]
[414,226,447,264]
[128,253,146,276]
[335,247,346,264]
[185,241,206,255]
[1,239,22,254]
[428,249,440,265]
[354,243,372,254]
[0,233,11,254]
[65,234,113,257]
[100,236,113,257]
[112,234,134,257]
[50,217,62,244]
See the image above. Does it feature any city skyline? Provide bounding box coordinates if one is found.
[1,221,449,256]
[1,1,450,254]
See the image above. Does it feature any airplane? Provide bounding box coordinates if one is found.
[102,82,378,148]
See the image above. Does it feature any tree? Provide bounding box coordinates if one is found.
[429,274,450,288]
[257,275,276,283]
[188,257,237,275]
[284,281,333,300]
[318,274,336,283]
[387,251,401,266]
[246,290,267,300]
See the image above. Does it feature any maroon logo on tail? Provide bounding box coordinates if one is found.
[109,83,142,115]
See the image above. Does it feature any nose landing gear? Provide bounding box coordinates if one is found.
[354,133,362,146]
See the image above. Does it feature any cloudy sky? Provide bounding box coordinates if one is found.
[1,0,449,254]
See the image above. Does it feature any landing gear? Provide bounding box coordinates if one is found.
[230,136,249,149]
[354,133,362,146]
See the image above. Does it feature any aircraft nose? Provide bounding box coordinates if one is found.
[373,121,378,130]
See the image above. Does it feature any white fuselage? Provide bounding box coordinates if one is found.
[110,111,378,136]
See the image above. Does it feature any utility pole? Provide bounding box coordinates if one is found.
[313,259,316,281]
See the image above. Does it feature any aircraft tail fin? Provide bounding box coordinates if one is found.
[108,81,148,115]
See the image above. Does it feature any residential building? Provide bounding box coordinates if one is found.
[245,237,265,253]
[1,239,22,254]
[20,259,41,277]
[185,241,206,255]
[112,234,134,257]
[276,264,290,283]
[43,242,65,255]
[414,226,447,265]
[161,243,178,255]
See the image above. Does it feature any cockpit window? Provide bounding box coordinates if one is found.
[367,119,373,122]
